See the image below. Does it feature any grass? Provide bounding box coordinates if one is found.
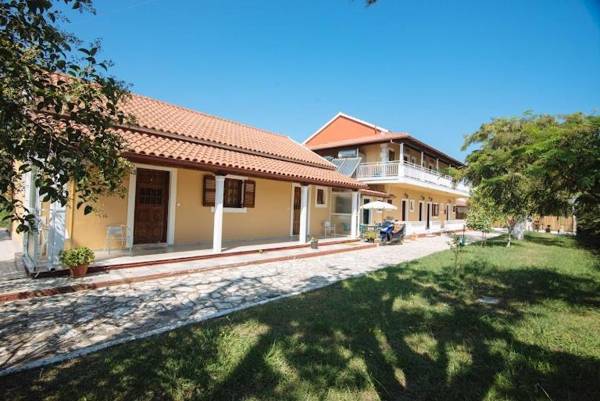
[1,233,599,401]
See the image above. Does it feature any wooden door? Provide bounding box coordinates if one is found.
[134,168,170,244]
[401,200,407,221]
[292,186,301,235]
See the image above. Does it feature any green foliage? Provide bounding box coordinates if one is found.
[0,209,8,228]
[459,112,600,245]
[466,192,500,244]
[0,0,132,233]
[575,202,600,248]
[59,246,95,268]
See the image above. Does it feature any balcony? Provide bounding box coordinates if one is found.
[355,160,470,195]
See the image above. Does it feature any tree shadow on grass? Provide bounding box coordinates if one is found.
[2,247,600,400]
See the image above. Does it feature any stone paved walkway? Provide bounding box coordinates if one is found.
[0,231,494,376]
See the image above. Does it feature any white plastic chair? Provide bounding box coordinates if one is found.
[323,221,336,238]
[105,225,132,255]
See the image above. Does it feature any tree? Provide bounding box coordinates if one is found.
[0,0,131,233]
[465,192,499,245]
[460,113,600,246]
[459,117,536,246]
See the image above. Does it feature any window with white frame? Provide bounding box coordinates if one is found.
[315,187,327,207]
[432,203,439,217]
[203,175,255,208]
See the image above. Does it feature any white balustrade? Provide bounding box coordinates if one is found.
[355,160,470,194]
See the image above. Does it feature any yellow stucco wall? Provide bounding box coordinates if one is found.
[382,184,464,223]
[221,177,292,241]
[69,176,130,250]
[309,186,332,237]
[65,166,338,251]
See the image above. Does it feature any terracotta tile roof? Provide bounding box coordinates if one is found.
[306,133,410,150]
[120,94,332,169]
[360,188,393,198]
[120,129,364,189]
[307,132,464,167]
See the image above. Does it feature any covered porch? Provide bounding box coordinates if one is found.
[20,163,363,274]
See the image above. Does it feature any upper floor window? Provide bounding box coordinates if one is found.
[389,150,396,161]
[337,149,358,158]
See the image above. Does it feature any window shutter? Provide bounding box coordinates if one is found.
[203,175,215,206]
[243,180,255,208]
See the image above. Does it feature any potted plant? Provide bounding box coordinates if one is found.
[310,237,319,249]
[59,247,95,278]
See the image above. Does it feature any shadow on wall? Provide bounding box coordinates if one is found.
[1,236,599,401]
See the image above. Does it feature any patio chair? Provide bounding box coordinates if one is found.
[341,222,351,234]
[323,221,336,238]
[105,225,132,255]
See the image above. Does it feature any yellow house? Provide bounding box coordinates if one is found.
[305,113,471,235]
[12,95,368,272]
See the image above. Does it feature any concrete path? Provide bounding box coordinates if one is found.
[0,231,494,376]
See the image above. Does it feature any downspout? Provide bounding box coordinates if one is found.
[67,181,76,250]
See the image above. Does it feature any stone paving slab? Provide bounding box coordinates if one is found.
[0,231,496,376]
[0,242,367,298]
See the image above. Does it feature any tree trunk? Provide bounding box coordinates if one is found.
[514,219,526,240]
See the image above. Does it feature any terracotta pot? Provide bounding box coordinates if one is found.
[70,264,89,278]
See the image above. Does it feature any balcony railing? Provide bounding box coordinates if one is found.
[355,160,470,194]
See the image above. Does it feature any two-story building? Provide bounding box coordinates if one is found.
[304,113,470,236]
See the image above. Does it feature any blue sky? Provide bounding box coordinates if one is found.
[62,0,600,160]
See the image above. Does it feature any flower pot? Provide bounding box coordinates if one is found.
[70,264,89,278]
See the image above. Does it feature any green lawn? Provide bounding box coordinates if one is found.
[1,233,599,401]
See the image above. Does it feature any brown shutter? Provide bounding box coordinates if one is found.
[203,175,215,206]
[243,180,255,208]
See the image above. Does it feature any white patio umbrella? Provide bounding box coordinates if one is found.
[360,200,397,210]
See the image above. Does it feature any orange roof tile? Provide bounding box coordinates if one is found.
[120,129,364,189]
[120,94,332,169]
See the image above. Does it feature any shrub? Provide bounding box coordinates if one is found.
[59,247,95,268]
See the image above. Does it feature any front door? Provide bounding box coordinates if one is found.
[134,168,170,244]
[426,203,431,229]
[292,186,301,235]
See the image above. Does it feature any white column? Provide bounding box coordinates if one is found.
[298,184,309,243]
[212,175,225,253]
[351,191,360,238]
[436,158,439,171]
[420,151,424,167]
[399,142,405,177]
[380,143,389,162]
